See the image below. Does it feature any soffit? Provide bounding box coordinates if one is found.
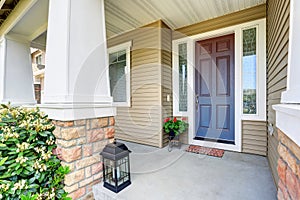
[105,0,266,38]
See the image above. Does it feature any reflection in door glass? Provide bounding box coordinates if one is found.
[243,27,257,114]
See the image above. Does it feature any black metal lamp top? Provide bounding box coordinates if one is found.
[100,140,131,161]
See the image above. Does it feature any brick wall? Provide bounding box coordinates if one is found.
[52,117,115,200]
[277,129,300,200]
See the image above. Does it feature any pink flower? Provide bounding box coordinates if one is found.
[173,117,177,122]
[182,117,187,121]
[164,118,170,123]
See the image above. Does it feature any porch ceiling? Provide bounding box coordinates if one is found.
[0,0,19,27]
[105,0,266,38]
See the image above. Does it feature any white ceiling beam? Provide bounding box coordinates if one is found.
[0,0,6,10]
[0,0,38,36]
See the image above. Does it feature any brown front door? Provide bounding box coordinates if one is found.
[195,34,235,144]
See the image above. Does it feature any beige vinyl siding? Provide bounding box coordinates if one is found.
[160,21,173,147]
[242,121,267,156]
[108,20,174,147]
[108,21,162,147]
[173,4,266,40]
[266,0,289,186]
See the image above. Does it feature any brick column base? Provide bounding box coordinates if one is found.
[277,129,300,200]
[52,117,115,200]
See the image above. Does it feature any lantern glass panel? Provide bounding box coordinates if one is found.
[117,156,129,185]
[104,158,115,185]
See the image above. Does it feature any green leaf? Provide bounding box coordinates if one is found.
[0,172,11,179]
[35,172,40,180]
[36,141,45,145]
[15,163,21,170]
[0,156,8,166]
[2,119,16,123]
[25,166,33,172]
[28,177,36,184]
[5,159,15,165]
[0,122,6,126]
[38,173,45,183]
[28,183,39,189]
[0,143,6,147]
[22,169,31,176]
[38,131,48,137]
[1,103,9,109]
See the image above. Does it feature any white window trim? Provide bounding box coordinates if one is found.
[172,18,266,152]
[108,41,132,107]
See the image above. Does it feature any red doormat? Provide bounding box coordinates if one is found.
[186,145,225,158]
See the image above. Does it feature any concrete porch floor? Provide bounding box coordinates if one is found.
[93,141,277,200]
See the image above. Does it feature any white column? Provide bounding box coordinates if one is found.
[273,0,300,146]
[281,0,300,103]
[0,36,35,105]
[41,0,115,120]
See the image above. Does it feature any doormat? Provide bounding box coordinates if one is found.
[186,145,224,158]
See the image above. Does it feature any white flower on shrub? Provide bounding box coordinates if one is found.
[33,160,47,172]
[41,151,52,161]
[46,136,55,145]
[0,184,10,191]
[49,188,55,199]
[15,156,28,164]
[1,127,19,141]
[16,142,30,152]
[13,180,27,190]
[34,146,46,153]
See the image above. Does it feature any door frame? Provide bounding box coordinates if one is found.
[172,19,266,152]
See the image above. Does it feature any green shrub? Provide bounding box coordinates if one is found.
[0,104,70,200]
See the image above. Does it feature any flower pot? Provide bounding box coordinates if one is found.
[168,130,176,140]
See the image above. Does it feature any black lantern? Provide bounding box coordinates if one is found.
[100,140,131,193]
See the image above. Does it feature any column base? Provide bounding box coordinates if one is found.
[273,104,300,146]
[1,99,37,106]
[276,129,300,200]
[281,88,300,103]
[39,103,116,121]
[52,116,115,199]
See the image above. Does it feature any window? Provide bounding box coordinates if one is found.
[241,21,266,121]
[173,41,189,116]
[179,43,188,112]
[36,54,42,65]
[108,41,131,106]
[242,27,257,114]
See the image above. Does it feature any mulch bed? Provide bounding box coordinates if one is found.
[186,145,225,158]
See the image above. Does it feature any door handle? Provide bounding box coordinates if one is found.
[196,94,199,111]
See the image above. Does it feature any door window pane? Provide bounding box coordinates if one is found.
[243,27,257,114]
[179,43,187,112]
